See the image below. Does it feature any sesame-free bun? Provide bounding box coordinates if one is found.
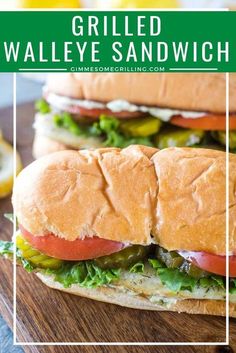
[12,146,236,255]
[32,132,103,160]
[46,73,236,113]
[32,134,69,159]
[13,146,158,245]
[152,147,236,255]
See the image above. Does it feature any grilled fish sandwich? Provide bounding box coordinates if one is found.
[33,73,236,158]
[2,146,235,316]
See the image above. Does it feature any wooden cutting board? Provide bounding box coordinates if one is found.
[0,102,235,353]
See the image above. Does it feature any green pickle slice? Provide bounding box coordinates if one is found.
[94,245,152,270]
[16,233,63,270]
[179,261,208,279]
[155,128,205,149]
[120,117,162,137]
[156,246,184,269]
[155,246,207,279]
[211,131,236,150]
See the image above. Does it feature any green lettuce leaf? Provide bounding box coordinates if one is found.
[19,255,34,272]
[148,258,226,293]
[91,115,154,148]
[157,268,197,292]
[211,276,225,288]
[53,112,82,136]
[46,261,120,289]
[199,276,224,289]
[230,279,236,294]
[35,99,51,114]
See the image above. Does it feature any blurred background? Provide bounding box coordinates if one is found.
[0,74,42,108]
[0,74,23,353]
[0,0,235,8]
[0,73,41,353]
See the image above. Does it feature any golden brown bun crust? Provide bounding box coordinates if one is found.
[152,148,236,255]
[32,134,69,159]
[13,146,236,254]
[13,146,158,245]
[46,73,236,113]
[37,273,236,317]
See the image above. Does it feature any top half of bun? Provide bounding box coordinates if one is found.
[46,73,236,114]
[12,146,236,255]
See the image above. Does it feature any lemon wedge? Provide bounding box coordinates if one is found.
[0,135,22,199]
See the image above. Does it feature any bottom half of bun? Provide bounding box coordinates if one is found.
[32,132,105,159]
[37,273,236,317]
[33,113,103,158]
[33,134,70,159]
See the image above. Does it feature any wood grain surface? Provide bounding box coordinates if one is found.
[0,103,235,353]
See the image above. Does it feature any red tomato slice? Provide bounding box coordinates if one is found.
[19,224,125,261]
[171,114,236,131]
[178,251,236,277]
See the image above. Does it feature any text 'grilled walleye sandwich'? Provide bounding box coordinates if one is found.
[33,73,236,158]
[1,146,236,316]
